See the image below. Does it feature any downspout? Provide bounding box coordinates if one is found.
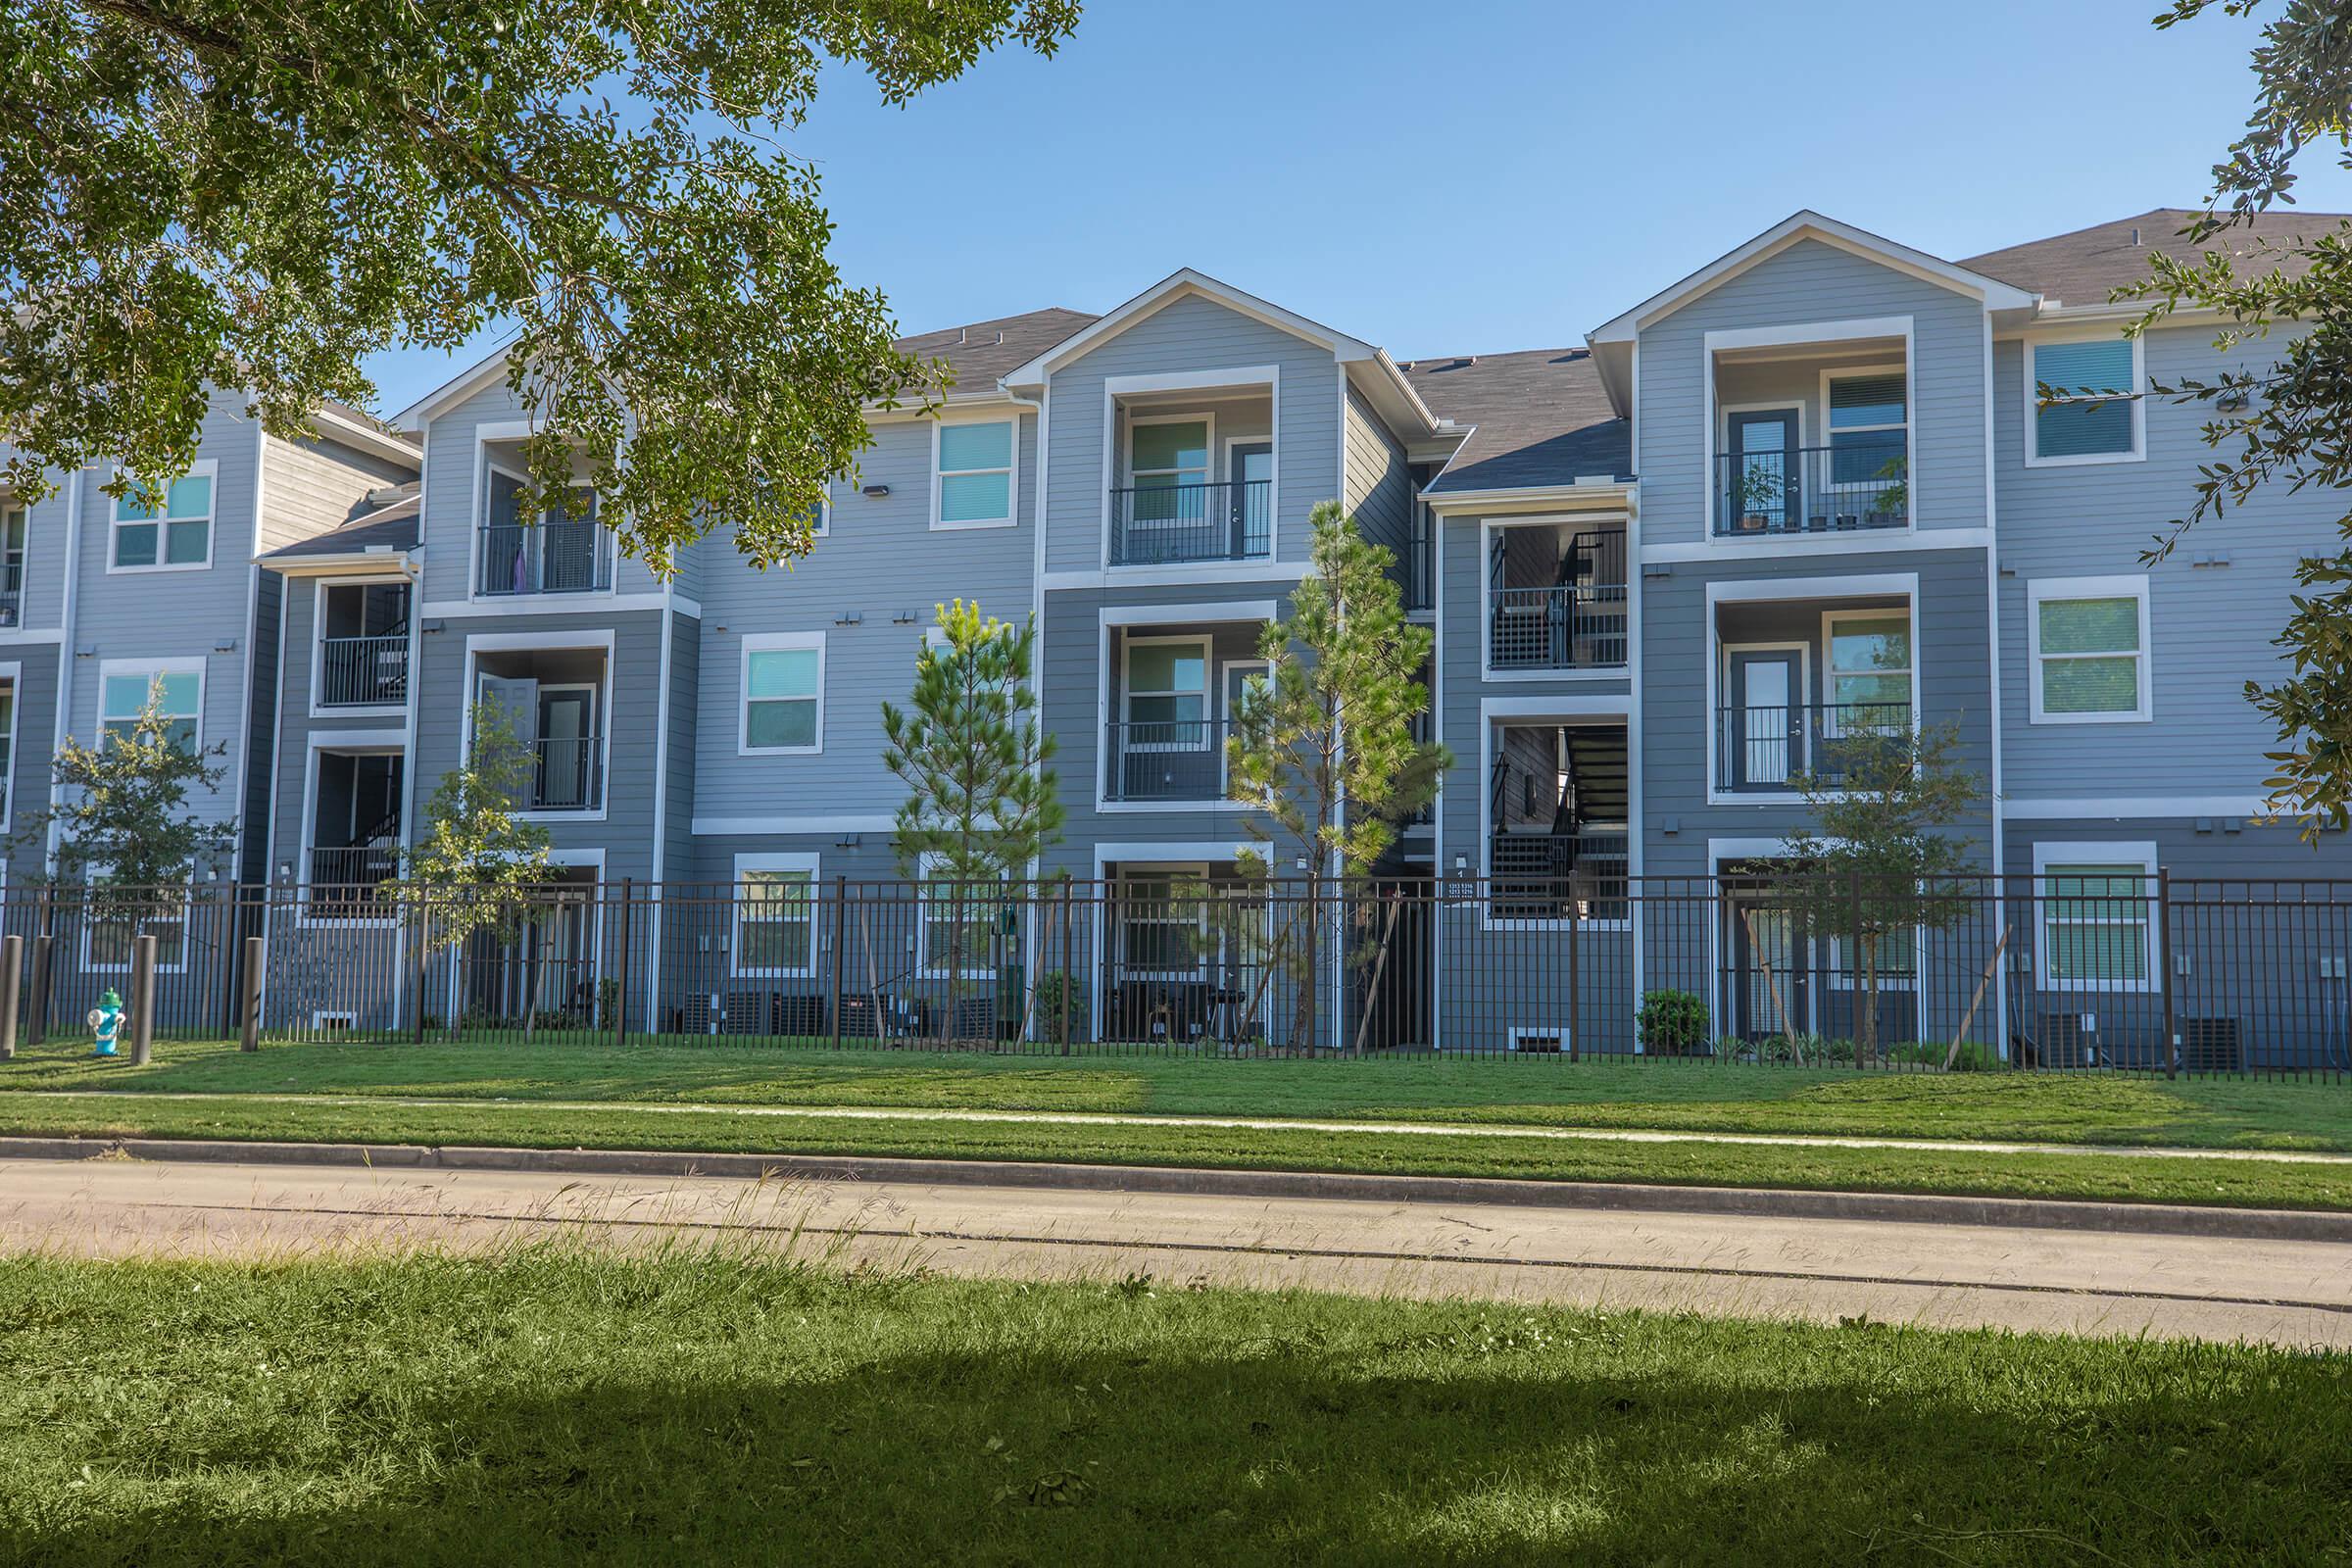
[1004,385,1048,1032]
[47,466,84,873]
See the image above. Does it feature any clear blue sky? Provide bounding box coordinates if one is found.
[364,0,2352,414]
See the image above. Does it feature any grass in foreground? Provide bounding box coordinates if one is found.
[2,1088,2349,1211]
[7,1036,2352,1150]
[3,1247,2348,1565]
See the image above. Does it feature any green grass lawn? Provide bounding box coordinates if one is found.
[6,1034,2352,1148]
[2,1246,2346,1565]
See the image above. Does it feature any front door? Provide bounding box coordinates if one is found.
[1727,650,1804,788]
[1727,410,1798,532]
[1228,442,1272,558]
[536,687,595,808]
[1728,892,1809,1044]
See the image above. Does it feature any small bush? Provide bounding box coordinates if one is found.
[1030,970,1086,1040]
[1635,989,1708,1056]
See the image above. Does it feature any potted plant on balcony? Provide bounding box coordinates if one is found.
[1731,466,1784,532]
[1864,453,1908,529]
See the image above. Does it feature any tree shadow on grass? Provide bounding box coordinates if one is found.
[9,1304,2348,1567]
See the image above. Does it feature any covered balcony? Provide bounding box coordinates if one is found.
[305,749,403,917]
[476,437,612,596]
[1489,720,1629,920]
[317,581,411,709]
[471,648,608,813]
[1106,388,1274,566]
[1711,340,1910,537]
[1486,519,1628,670]
[1102,621,1267,804]
[1713,596,1915,794]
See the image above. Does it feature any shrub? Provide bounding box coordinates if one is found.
[1030,970,1086,1040]
[1635,989,1708,1056]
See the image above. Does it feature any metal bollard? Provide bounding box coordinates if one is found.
[0,934,19,1061]
[130,932,157,1067]
[240,935,265,1053]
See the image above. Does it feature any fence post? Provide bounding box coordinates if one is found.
[2158,865,2179,1080]
[412,894,429,1045]
[27,887,52,1048]
[612,877,633,1048]
[829,874,848,1051]
[0,933,20,1061]
[129,933,157,1066]
[1566,881,1582,1064]
[1057,877,1074,1056]
[239,935,265,1053]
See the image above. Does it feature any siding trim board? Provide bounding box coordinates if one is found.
[692,814,894,836]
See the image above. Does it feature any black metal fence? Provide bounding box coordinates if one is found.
[6,874,2352,1079]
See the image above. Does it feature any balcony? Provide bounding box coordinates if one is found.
[318,632,409,709]
[1716,439,1909,538]
[1109,481,1271,566]
[0,560,20,629]
[1105,719,1233,803]
[1715,702,1913,792]
[1487,521,1627,671]
[510,734,605,813]
[479,519,612,596]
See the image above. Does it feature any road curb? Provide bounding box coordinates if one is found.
[5,1133,2349,1243]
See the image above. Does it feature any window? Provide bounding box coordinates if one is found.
[740,634,823,753]
[935,419,1015,528]
[1829,929,1920,989]
[918,858,1010,979]
[0,677,14,822]
[733,857,817,975]
[1123,637,1209,750]
[111,466,214,570]
[88,878,191,972]
[1825,369,1908,491]
[1115,870,1206,979]
[2029,577,2150,723]
[101,665,202,753]
[2030,337,2142,464]
[1823,611,1912,731]
[2034,843,2157,991]
[1128,417,1211,533]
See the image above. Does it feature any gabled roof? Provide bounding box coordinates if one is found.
[1962,207,2352,306]
[1404,349,1630,496]
[998,268,1378,384]
[897,307,1098,394]
[1587,210,2038,347]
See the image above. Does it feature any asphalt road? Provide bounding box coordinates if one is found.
[5,1154,2349,1348]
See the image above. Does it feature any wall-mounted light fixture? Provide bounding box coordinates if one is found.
[861,483,891,499]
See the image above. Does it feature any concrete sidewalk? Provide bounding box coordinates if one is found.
[6,1152,2350,1348]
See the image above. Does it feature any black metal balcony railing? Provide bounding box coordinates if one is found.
[1489,584,1630,669]
[478,521,612,595]
[1489,828,1632,921]
[1109,480,1272,565]
[305,844,399,918]
[510,735,605,812]
[318,633,410,708]
[1105,719,1233,803]
[1715,441,1909,537]
[1716,702,1913,791]
[0,558,21,628]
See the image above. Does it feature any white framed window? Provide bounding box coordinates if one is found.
[1822,610,1913,733]
[100,662,204,754]
[916,855,1010,980]
[934,417,1016,529]
[1125,415,1215,544]
[1505,1025,1570,1054]
[2028,576,2151,723]
[1828,928,1921,991]
[739,632,824,755]
[733,854,818,976]
[2027,335,2144,466]
[85,875,192,973]
[109,462,216,571]
[1114,867,1209,981]
[2033,841,2158,993]
[1122,635,1210,752]
[1822,367,1910,519]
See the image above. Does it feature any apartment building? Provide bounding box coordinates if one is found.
[214,206,2352,1053]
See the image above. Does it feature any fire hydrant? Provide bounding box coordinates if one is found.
[88,990,123,1057]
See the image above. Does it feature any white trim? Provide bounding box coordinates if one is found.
[0,660,21,839]
[1051,564,1309,592]
[737,630,826,756]
[931,412,1020,531]
[293,735,407,930]
[1099,600,1280,629]
[730,852,820,979]
[1587,212,2035,344]
[462,630,614,823]
[2024,329,2146,467]
[467,440,615,603]
[1502,1024,1572,1054]
[1118,632,1211,748]
[1422,482,1636,514]
[418,592,684,619]
[2031,839,2160,995]
[2004,795,2267,821]
[96,658,207,755]
[2025,574,2152,724]
[1700,318,1914,541]
[105,459,219,574]
[1640,529,1990,564]
[1702,572,1919,808]
[1820,605,1914,726]
[1122,410,1218,560]
[1821,360,1915,530]
[1478,515,1634,678]
[1102,366,1280,398]
[391,343,515,430]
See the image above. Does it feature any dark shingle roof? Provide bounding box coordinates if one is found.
[1403,348,1631,495]
[1962,208,2352,304]
[895,307,1099,393]
[260,492,419,562]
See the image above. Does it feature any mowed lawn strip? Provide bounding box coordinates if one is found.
[2,1089,2348,1210]
[6,1036,2352,1150]
[3,1249,2348,1566]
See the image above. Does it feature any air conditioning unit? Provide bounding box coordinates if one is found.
[723,990,775,1036]
[2179,1017,2241,1074]
[2034,1011,2098,1068]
